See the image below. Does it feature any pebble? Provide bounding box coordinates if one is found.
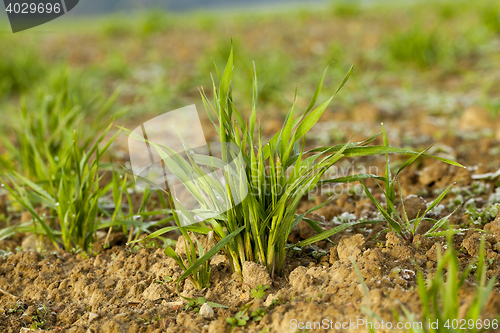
[199,303,214,319]
[89,312,99,322]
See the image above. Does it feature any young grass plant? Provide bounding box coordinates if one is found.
[132,47,463,281]
[0,72,120,182]
[358,126,472,242]
[352,236,498,333]
[0,127,150,251]
[398,237,498,332]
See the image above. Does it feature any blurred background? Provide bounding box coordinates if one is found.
[1,0,500,167]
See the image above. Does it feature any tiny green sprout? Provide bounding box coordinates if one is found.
[251,284,270,299]
[8,303,19,314]
[154,276,172,284]
[226,311,249,330]
[311,250,327,260]
[250,308,266,321]
[185,297,206,313]
[226,303,261,329]
[268,297,287,310]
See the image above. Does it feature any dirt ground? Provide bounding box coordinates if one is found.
[1,151,500,332]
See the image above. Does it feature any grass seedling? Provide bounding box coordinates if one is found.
[352,236,498,332]
[359,126,468,242]
[251,284,270,300]
[130,47,463,280]
[397,236,498,333]
[226,303,266,331]
[0,72,120,182]
[0,126,135,251]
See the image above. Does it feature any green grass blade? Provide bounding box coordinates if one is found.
[176,225,245,286]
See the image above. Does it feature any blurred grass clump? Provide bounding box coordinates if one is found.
[0,70,121,181]
[330,0,361,17]
[0,40,45,98]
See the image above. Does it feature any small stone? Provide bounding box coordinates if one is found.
[207,319,228,333]
[426,243,443,262]
[210,255,227,266]
[114,313,128,320]
[386,232,402,248]
[94,255,105,268]
[175,232,215,257]
[89,312,99,322]
[199,303,214,319]
[21,233,57,252]
[143,283,169,301]
[419,162,449,186]
[102,279,116,289]
[357,283,367,295]
[494,242,500,252]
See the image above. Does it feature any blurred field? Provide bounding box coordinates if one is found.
[1,0,499,138]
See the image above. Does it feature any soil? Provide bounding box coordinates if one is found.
[2,93,500,333]
[1,163,500,332]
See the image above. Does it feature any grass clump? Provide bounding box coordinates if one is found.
[359,131,469,242]
[387,27,444,69]
[133,47,463,283]
[399,238,498,332]
[0,39,45,98]
[355,237,498,333]
[481,2,500,34]
[330,0,361,18]
[0,72,120,181]
[0,128,119,251]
